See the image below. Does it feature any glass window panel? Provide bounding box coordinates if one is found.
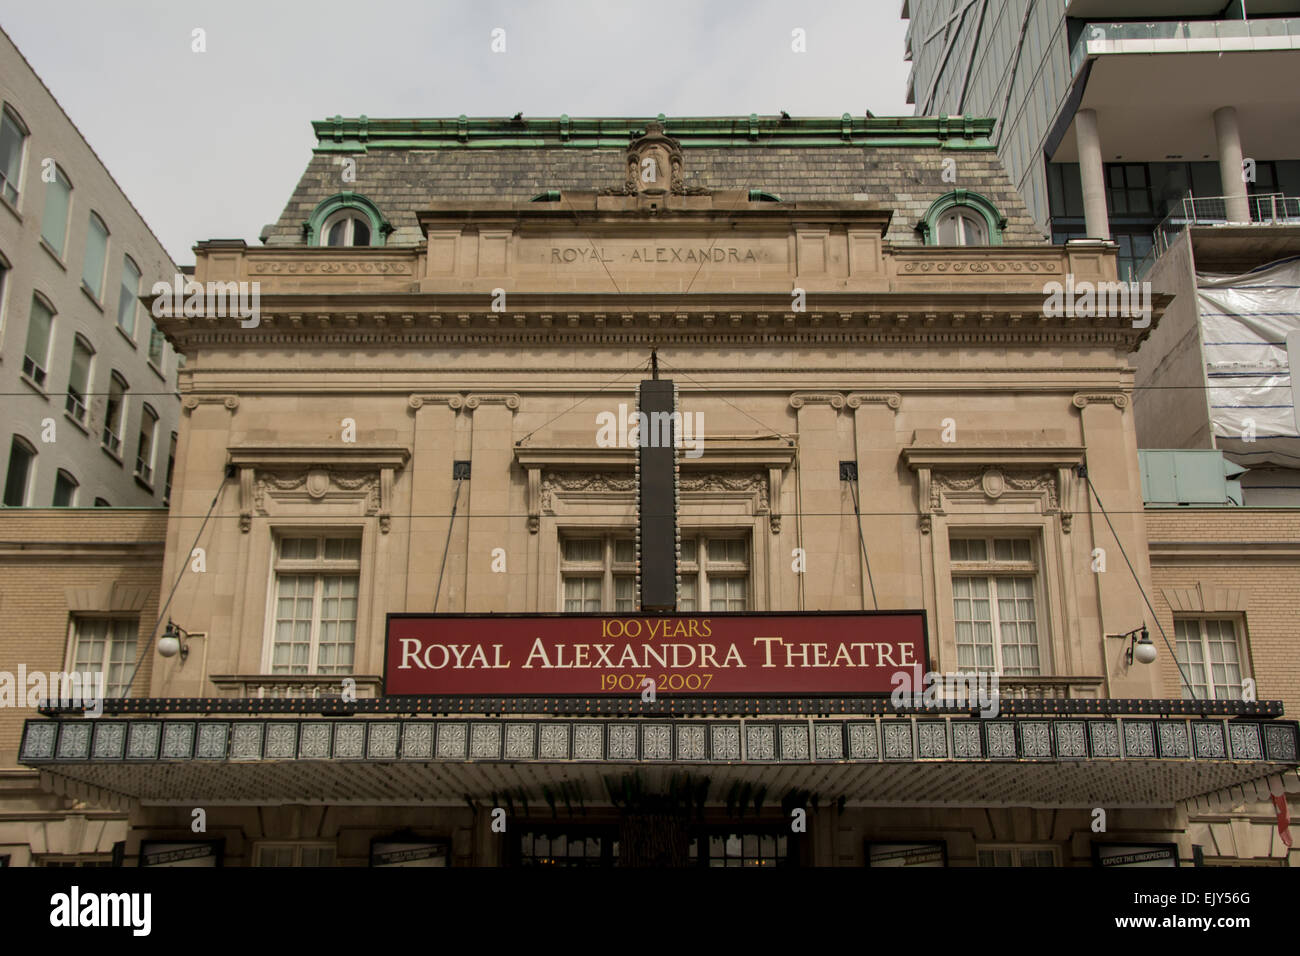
[563,538,601,563]
[53,470,77,506]
[352,220,370,246]
[678,577,696,612]
[117,257,141,335]
[4,438,34,506]
[82,214,108,297]
[40,166,70,255]
[0,108,23,203]
[614,576,635,612]
[23,297,53,385]
[613,539,635,564]
[680,538,697,564]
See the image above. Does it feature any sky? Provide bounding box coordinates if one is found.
[0,0,912,264]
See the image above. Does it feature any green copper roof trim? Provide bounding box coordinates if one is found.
[310,115,998,153]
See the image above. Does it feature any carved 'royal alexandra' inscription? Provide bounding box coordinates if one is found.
[549,246,760,265]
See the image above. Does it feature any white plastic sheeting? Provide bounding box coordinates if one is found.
[1197,256,1300,467]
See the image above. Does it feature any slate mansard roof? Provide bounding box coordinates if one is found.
[264,115,1045,247]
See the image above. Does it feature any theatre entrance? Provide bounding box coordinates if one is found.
[508,820,799,867]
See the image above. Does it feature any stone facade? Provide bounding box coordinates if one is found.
[7,116,1298,867]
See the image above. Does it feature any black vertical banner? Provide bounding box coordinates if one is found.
[638,379,677,611]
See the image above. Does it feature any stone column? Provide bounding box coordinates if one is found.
[1214,106,1251,222]
[160,396,240,696]
[846,393,904,610]
[789,393,847,610]
[1073,393,1162,697]
[404,394,463,612]
[1075,109,1111,241]
[463,394,521,612]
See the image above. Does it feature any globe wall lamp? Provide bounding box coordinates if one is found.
[157,620,193,662]
[1123,626,1157,665]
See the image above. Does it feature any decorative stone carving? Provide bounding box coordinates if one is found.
[1072,392,1129,409]
[539,469,770,522]
[407,393,464,411]
[789,392,845,410]
[464,393,520,410]
[917,466,1072,533]
[182,395,240,413]
[846,392,902,410]
[601,121,707,197]
[541,473,638,511]
[244,466,392,532]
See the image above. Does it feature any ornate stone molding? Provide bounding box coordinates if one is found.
[464,393,520,410]
[789,392,845,410]
[181,395,240,414]
[407,393,464,411]
[1073,392,1129,409]
[228,445,409,534]
[846,391,902,410]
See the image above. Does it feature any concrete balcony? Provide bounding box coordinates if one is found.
[1071,17,1300,76]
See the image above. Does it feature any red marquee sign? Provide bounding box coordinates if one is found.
[384,611,928,697]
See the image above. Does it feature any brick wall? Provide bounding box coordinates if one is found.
[1147,509,1300,715]
[0,509,166,765]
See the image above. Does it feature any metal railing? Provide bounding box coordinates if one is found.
[1071,18,1300,75]
[1136,192,1300,278]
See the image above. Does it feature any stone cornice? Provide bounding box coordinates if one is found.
[901,445,1086,471]
[159,311,1156,352]
[226,445,411,470]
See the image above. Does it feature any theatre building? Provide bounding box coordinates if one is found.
[13,115,1300,867]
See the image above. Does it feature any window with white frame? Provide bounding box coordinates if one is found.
[65,334,93,424]
[560,534,636,612]
[677,534,750,612]
[950,535,1041,675]
[269,535,361,674]
[255,843,336,867]
[22,295,53,387]
[40,163,71,256]
[977,845,1058,867]
[0,105,27,205]
[936,208,988,246]
[82,212,109,299]
[69,618,137,697]
[135,403,158,484]
[321,210,371,247]
[116,255,140,337]
[1175,618,1245,700]
[102,372,126,456]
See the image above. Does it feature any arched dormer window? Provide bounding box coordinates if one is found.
[303,193,391,247]
[919,190,1006,247]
